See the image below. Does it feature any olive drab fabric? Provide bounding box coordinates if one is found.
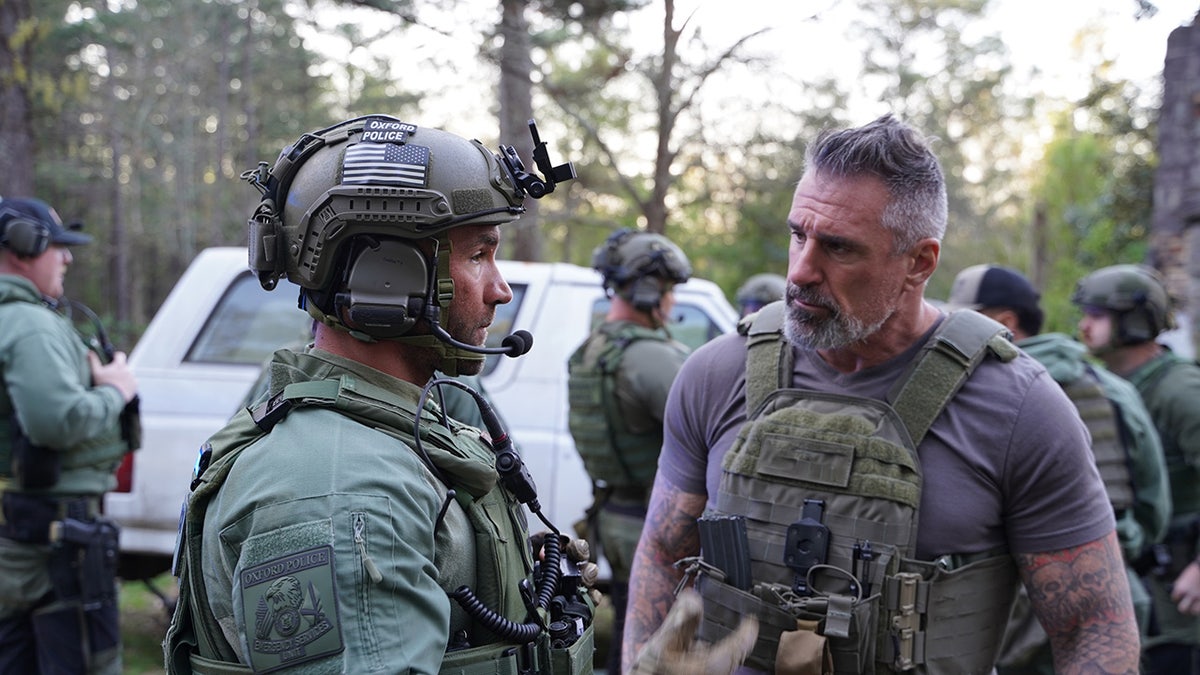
[1128,350,1200,651]
[696,303,1021,674]
[567,321,686,490]
[996,332,1169,672]
[165,349,592,674]
[0,277,133,493]
[1060,374,1134,511]
[0,275,134,675]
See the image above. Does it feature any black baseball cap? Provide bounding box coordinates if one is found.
[0,197,92,246]
[946,264,1040,314]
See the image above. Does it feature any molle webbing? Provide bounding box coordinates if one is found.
[1063,369,1134,513]
[741,302,795,418]
[567,323,670,489]
[171,375,535,672]
[707,305,1018,673]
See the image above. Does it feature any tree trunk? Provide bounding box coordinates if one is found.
[0,0,36,196]
[498,0,539,261]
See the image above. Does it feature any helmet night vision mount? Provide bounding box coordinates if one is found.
[245,115,575,293]
[241,114,574,355]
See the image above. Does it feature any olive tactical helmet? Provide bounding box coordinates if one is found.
[591,228,691,312]
[242,115,574,369]
[1071,264,1175,346]
[736,273,787,315]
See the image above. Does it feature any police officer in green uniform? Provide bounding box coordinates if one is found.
[163,115,601,674]
[1074,263,1200,675]
[567,228,692,674]
[949,264,1171,674]
[0,197,140,674]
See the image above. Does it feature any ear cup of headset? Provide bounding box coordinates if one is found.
[340,238,431,339]
[625,276,663,312]
[1,217,50,258]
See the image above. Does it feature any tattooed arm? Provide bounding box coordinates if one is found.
[621,472,707,674]
[1016,530,1139,674]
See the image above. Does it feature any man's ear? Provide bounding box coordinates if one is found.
[906,238,940,289]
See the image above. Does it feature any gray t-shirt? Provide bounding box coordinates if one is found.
[658,317,1114,560]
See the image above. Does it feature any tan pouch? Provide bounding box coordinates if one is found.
[775,619,835,675]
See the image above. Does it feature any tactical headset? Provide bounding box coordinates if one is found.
[0,207,50,259]
[243,115,571,354]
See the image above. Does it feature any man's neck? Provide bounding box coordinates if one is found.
[817,299,941,374]
[314,323,432,384]
[606,297,657,329]
[1100,341,1163,378]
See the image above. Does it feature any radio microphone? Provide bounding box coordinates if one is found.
[430,324,533,358]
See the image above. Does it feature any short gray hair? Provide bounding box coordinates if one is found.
[804,114,947,253]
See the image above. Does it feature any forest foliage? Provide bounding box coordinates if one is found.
[0,0,1166,345]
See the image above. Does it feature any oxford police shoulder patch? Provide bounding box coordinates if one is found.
[241,545,344,673]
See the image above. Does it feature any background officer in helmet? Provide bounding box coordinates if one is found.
[1074,263,1200,675]
[163,115,598,674]
[947,264,1169,675]
[567,227,692,674]
[735,272,786,317]
[0,197,139,674]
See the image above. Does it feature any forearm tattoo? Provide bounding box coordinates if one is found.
[620,480,705,673]
[1015,531,1139,674]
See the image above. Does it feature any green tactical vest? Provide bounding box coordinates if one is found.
[1061,366,1134,514]
[567,321,683,491]
[164,375,593,675]
[697,304,1021,675]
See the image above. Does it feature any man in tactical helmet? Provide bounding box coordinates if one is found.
[567,228,693,674]
[624,115,1139,674]
[163,116,603,674]
[0,197,140,674]
[735,273,786,317]
[1074,263,1200,675]
[948,264,1170,675]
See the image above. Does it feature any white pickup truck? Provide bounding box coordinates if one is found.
[106,246,740,582]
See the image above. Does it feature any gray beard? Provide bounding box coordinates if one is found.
[782,299,892,350]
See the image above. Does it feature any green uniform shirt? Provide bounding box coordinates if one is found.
[187,348,531,673]
[0,274,128,496]
[1127,348,1200,648]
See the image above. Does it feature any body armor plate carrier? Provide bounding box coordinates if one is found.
[567,322,683,491]
[695,303,1021,674]
[164,375,592,675]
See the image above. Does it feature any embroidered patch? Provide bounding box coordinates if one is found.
[241,545,344,673]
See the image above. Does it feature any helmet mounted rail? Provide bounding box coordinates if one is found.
[243,115,575,292]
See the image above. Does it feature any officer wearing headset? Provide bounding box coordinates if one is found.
[0,197,139,674]
[566,228,693,675]
[163,115,607,674]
